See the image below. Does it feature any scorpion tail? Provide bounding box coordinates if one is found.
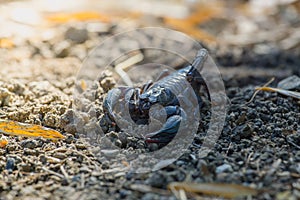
[186,48,210,103]
[186,48,208,82]
[192,48,208,71]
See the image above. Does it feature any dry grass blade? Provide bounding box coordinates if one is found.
[0,120,65,139]
[115,52,144,86]
[255,87,300,100]
[247,77,275,104]
[130,184,170,196]
[168,182,258,199]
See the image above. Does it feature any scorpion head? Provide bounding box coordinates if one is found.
[140,86,175,106]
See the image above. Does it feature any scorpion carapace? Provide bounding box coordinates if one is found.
[100,48,209,144]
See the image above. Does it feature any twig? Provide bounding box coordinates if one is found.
[245,152,254,168]
[70,149,100,170]
[255,87,300,100]
[178,189,187,200]
[81,173,85,188]
[226,142,232,156]
[47,147,68,153]
[60,165,69,179]
[100,167,127,175]
[115,52,144,86]
[41,166,64,179]
[287,137,300,150]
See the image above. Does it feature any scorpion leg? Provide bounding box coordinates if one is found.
[145,106,184,143]
[145,115,181,143]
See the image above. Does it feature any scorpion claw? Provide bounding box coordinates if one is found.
[101,87,134,132]
[145,115,181,143]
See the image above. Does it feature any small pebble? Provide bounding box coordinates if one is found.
[6,157,15,171]
[216,163,233,173]
[20,140,37,149]
[65,27,89,44]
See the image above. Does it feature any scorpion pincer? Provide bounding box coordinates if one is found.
[100,48,209,144]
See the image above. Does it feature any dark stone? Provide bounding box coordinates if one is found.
[278,75,300,91]
[6,157,15,171]
[232,124,253,141]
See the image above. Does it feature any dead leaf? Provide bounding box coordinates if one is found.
[0,120,65,140]
[163,2,223,43]
[47,11,111,23]
[0,138,8,148]
[0,38,14,49]
[80,79,87,91]
[162,20,216,43]
[168,182,259,199]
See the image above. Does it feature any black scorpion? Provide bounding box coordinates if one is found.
[100,48,208,144]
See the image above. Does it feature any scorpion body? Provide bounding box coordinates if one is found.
[100,48,208,144]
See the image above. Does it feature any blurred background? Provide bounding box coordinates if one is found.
[0,0,299,83]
